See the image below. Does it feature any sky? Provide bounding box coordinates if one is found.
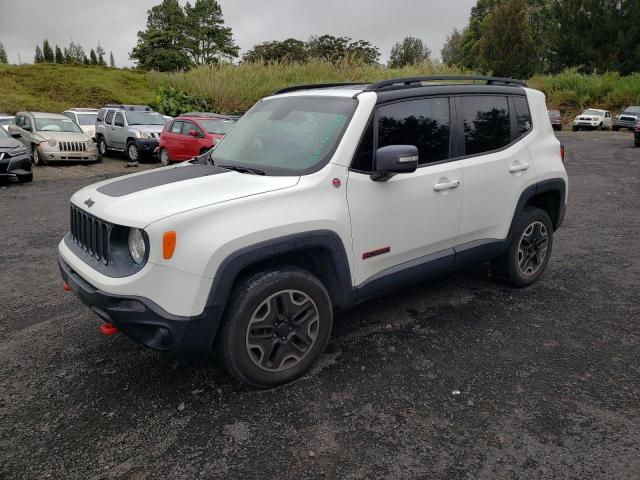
[0,0,476,67]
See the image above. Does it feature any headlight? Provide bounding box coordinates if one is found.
[128,228,146,264]
[47,139,57,147]
[138,131,152,139]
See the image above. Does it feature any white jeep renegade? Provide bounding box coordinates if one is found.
[58,76,568,388]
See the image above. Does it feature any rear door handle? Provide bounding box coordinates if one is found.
[509,162,530,173]
[433,179,460,192]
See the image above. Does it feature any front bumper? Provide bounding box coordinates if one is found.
[135,138,159,156]
[613,120,637,129]
[0,153,32,180]
[58,255,222,359]
[573,122,600,129]
[40,148,99,162]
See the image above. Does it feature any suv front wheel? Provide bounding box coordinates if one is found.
[492,207,554,288]
[97,137,109,157]
[126,141,140,162]
[216,267,333,388]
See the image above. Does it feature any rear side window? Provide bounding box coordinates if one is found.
[461,96,510,156]
[514,96,532,135]
[377,97,450,165]
[170,121,183,134]
[104,110,115,125]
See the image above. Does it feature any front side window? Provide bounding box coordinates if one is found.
[514,96,532,136]
[461,96,510,156]
[35,117,82,133]
[125,111,166,126]
[211,96,357,175]
[351,117,375,172]
[114,113,125,127]
[105,110,115,125]
[377,98,451,165]
[64,112,76,122]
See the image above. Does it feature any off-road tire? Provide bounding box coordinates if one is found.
[492,207,554,288]
[31,144,45,166]
[216,267,333,388]
[97,136,109,157]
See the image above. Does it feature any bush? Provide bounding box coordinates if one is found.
[151,86,212,117]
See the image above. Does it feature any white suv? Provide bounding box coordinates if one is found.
[58,76,568,387]
[572,108,612,131]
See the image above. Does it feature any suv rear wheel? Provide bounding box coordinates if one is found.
[216,267,333,388]
[492,207,554,288]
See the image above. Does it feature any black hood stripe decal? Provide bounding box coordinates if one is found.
[97,164,230,197]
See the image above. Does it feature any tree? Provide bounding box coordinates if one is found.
[64,41,85,64]
[243,38,307,63]
[42,39,54,62]
[184,0,239,64]
[89,48,98,65]
[96,45,106,66]
[130,0,191,71]
[54,45,64,63]
[389,36,431,67]
[477,0,537,78]
[306,35,379,64]
[109,51,115,68]
[83,55,90,65]
[441,28,465,66]
[34,46,44,63]
[0,42,8,64]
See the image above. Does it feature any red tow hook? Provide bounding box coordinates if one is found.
[101,322,119,336]
[63,282,72,292]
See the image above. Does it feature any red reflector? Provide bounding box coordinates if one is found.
[63,282,71,292]
[560,145,565,163]
[101,323,119,336]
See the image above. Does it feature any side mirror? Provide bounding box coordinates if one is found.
[24,125,32,132]
[188,129,198,137]
[11,133,21,139]
[371,145,419,182]
[96,118,102,123]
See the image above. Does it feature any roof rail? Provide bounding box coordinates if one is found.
[364,75,527,91]
[273,82,368,95]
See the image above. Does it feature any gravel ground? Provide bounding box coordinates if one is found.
[0,132,639,479]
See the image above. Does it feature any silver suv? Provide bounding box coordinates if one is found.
[95,105,167,162]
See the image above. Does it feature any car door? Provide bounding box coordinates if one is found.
[182,120,204,158]
[167,121,185,159]
[9,114,29,147]
[103,110,116,147]
[112,112,127,150]
[454,95,536,249]
[347,96,463,290]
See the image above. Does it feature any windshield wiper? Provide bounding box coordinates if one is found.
[216,164,265,175]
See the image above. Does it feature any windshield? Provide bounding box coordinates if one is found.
[125,111,166,126]
[0,127,7,138]
[200,119,235,135]
[35,117,82,133]
[76,113,98,125]
[211,96,357,175]
[623,106,640,114]
[583,109,603,116]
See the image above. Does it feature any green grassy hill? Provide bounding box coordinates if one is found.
[0,64,155,114]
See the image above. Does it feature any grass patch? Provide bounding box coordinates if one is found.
[0,64,155,114]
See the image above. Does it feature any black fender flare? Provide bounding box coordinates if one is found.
[508,178,567,238]
[205,230,354,315]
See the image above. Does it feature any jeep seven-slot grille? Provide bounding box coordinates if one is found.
[60,141,87,152]
[70,205,111,264]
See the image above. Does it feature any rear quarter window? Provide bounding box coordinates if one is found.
[514,96,533,135]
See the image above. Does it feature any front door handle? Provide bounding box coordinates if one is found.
[509,162,530,173]
[433,179,460,192]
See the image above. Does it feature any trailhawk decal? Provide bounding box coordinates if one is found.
[362,246,391,260]
[96,164,230,197]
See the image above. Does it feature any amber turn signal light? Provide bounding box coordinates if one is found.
[163,231,177,259]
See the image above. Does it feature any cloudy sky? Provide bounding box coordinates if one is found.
[0,0,475,66]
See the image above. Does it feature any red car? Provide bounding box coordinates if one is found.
[158,113,236,165]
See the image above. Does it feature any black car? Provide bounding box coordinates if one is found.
[0,127,33,183]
